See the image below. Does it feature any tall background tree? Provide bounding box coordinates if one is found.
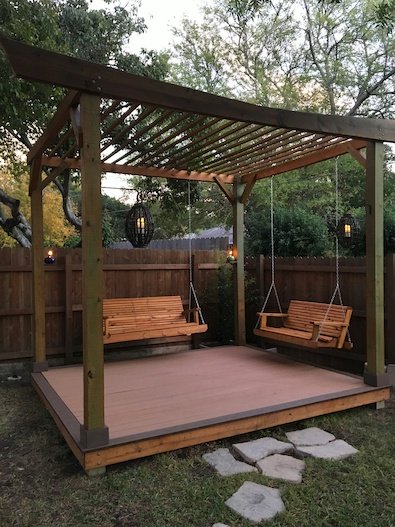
[148,0,395,252]
[1,0,394,249]
[0,0,168,246]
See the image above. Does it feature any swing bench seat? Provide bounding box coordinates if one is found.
[103,296,208,345]
[254,300,353,350]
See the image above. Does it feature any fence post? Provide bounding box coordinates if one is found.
[64,252,73,363]
[385,253,395,364]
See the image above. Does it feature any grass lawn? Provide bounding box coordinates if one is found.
[1,378,395,527]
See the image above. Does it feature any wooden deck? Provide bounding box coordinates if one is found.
[32,346,390,472]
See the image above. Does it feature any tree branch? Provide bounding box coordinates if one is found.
[346,65,395,115]
[0,189,32,247]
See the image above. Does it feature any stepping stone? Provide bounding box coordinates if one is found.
[202,448,258,476]
[257,454,305,483]
[225,481,285,523]
[286,427,335,446]
[296,439,358,460]
[212,524,231,527]
[233,437,293,464]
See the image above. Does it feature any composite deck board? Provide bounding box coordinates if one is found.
[42,346,373,440]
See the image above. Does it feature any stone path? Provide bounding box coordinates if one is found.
[296,439,358,460]
[286,426,335,446]
[233,437,293,464]
[203,448,257,476]
[203,426,358,525]
[225,481,285,523]
[256,454,305,483]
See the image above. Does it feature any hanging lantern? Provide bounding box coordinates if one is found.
[337,213,359,248]
[125,202,154,248]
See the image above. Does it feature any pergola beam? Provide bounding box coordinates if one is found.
[40,155,234,183]
[27,89,80,166]
[243,139,367,181]
[2,37,395,143]
[344,143,367,168]
[214,176,234,204]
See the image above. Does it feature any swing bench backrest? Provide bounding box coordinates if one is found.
[255,300,352,350]
[103,296,207,345]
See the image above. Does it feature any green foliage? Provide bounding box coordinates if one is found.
[101,194,130,243]
[348,207,395,256]
[216,265,235,343]
[0,0,169,154]
[170,17,232,94]
[212,264,259,343]
[246,204,332,257]
[63,194,130,247]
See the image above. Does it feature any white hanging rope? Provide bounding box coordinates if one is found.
[256,177,282,328]
[187,180,205,324]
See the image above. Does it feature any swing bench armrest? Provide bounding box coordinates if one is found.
[312,320,348,328]
[256,312,287,329]
[311,320,349,347]
[183,307,200,324]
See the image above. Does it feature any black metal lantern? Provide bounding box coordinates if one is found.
[125,202,154,248]
[337,212,359,248]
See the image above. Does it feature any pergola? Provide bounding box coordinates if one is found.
[1,37,394,472]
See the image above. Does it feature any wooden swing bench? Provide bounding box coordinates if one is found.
[254,300,353,350]
[103,296,208,345]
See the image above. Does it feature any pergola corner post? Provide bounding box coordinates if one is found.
[79,93,109,454]
[233,178,246,345]
[364,141,389,387]
[30,160,48,373]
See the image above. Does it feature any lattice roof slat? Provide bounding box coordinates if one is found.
[101,102,140,144]
[125,114,217,166]
[111,111,196,165]
[101,105,157,161]
[162,122,264,170]
[231,136,343,178]
[199,128,300,174]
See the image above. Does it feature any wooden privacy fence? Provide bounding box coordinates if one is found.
[1,248,394,366]
[0,248,223,362]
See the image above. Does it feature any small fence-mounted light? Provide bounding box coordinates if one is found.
[44,250,55,264]
[226,243,236,264]
[125,202,154,248]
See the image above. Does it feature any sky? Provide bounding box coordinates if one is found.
[130,0,204,52]
[93,0,204,52]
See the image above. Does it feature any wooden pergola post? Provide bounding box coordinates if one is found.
[79,93,109,452]
[364,141,389,386]
[233,178,246,345]
[30,160,48,372]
